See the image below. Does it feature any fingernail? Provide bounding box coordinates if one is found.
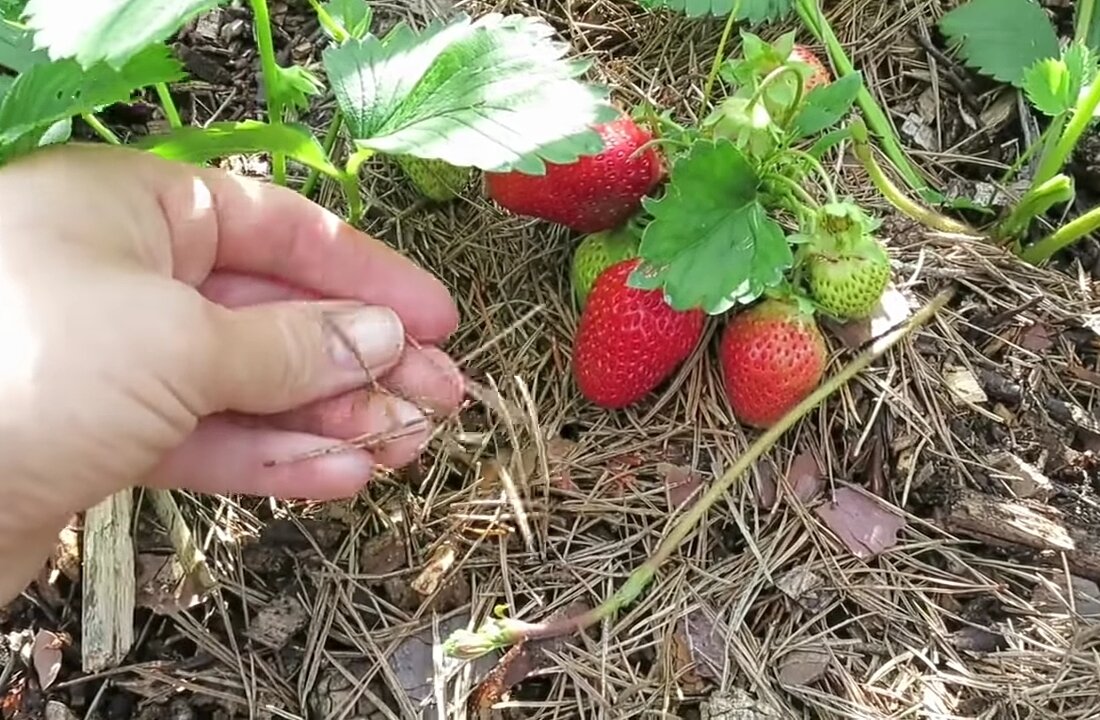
[327,306,405,378]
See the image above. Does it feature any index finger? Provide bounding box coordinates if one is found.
[124,145,460,343]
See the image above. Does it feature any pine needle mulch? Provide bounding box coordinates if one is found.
[11,1,1100,719]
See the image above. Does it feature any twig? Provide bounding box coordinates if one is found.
[82,492,135,673]
[443,285,958,659]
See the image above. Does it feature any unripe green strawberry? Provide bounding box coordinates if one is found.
[719,299,827,428]
[395,155,471,202]
[806,235,890,320]
[571,228,640,308]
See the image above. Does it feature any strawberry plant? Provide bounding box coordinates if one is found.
[935,0,1100,264]
[637,0,939,202]
[0,0,622,224]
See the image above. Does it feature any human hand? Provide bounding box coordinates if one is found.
[0,143,464,603]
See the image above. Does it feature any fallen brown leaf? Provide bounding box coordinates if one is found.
[30,629,65,690]
[784,451,823,503]
[661,463,704,510]
[815,488,905,559]
[777,649,830,687]
[668,606,728,692]
[1018,322,1054,353]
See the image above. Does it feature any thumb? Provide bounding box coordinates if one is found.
[194,300,406,416]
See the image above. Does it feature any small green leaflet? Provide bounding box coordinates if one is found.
[0,0,26,21]
[0,18,45,73]
[635,0,793,24]
[21,0,224,69]
[630,138,793,315]
[323,13,618,174]
[791,70,862,138]
[0,43,184,145]
[136,120,341,177]
[318,0,372,41]
[939,0,1060,88]
[1023,42,1096,117]
[271,64,323,113]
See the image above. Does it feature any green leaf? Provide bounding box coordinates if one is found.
[0,18,47,73]
[806,127,850,159]
[0,115,69,165]
[0,43,184,144]
[0,0,27,21]
[323,12,618,174]
[1022,41,1096,117]
[631,138,793,314]
[939,0,1060,88]
[136,120,341,177]
[791,70,862,137]
[636,0,794,24]
[271,64,323,113]
[320,0,372,40]
[21,0,225,69]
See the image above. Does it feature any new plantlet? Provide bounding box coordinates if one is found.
[934,0,1100,264]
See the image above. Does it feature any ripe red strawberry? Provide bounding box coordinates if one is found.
[719,299,827,428]
[573,258,705,408]
[789,44,831,91]
[484,117,665,234]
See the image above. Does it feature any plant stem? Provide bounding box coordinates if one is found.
[1033,76,1100,191]
[1020,202,1100,264]
[850,119,974,235]
[747,65,806,128]
[794,0,931,198]
[341,147,373,224]
[995,174,1075,242]
[446,285,957,657]
[766,172,819,209]
[249,0,287,185]
[1002,114,1063,185]
[154,83,183,129]
[1076,0,1096,44]
[302,110,344,199]
[787,148,836,203]
[81,114,121,144]
[699,0,742,118]
[308,0,349,43]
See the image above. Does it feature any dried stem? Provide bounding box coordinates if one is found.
[444,285,958,659]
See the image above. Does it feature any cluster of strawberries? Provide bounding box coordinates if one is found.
[397,45,892,430]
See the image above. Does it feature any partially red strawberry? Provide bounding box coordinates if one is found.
[789,44,831,91]
[573,258,705,408]
[719,299,827,428]
[484,117,665,234]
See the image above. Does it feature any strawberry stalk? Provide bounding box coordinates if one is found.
[249,0,288,186]
[340,148,374,224]
[849,119,974,236]
[699,0,743,117]
[154,83,182,129]
[786,148,837,204]
[443,286,958,661]
[1020,202,1100,265]
[747,64,807,130]
[793,0,932,200]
